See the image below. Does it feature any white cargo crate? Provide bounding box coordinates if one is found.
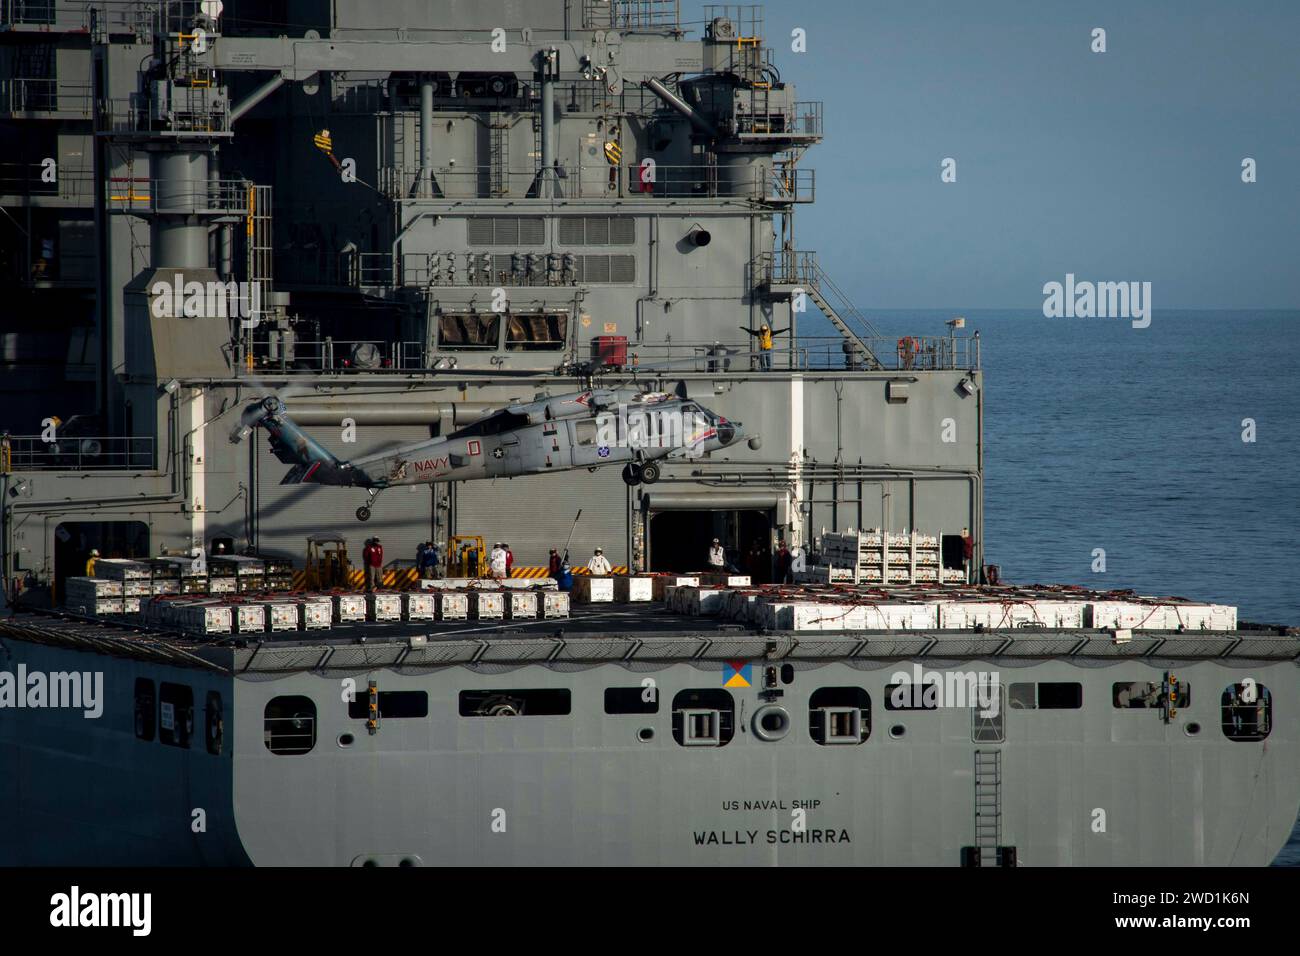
[300,598,332,630]
[64,576,122,598]
[123,579,152,597]
[173,603,232,635]
[438,592,469,620]
[541,591,570,618]
[404,592,437,621]
[261,601,299,632]
[699,573,751,587]
[80,599,124,616]
[859,602,941,630]
[613,576,655,602]
[652,575,699,600]
[92,558,151,580]
[471,590,505,619]
[759,601,868,631]
[1087,601,1236,632]
[506,591,539,619]
[235,604,267,633]
[122,597,141,614]
[151,579,181,595]
[208,577,237,595]
[334,593,367,622]
[938,600,1084,630]
[674,586,728,616]
[368,593,402,622]
[572,576,615,603]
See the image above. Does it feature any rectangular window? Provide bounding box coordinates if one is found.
[159,682,194,749]
[459,689,571,717]
[885,683,940,711]
[1009,682,1082,710]
[604,686,659,714]
[1112,680,1190,709]
[438,313,500,350]
[505,312,568,351]
[348,691,429,720]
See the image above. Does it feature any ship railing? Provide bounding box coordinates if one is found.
[238,337,430,374]
[106,177,250,215]
[263,716,315,756]
[0,436,155,472]
[94,92,229,135]
[583,0,681,32]
[0,0,53,26]
[0,161,97,202]
[233,336,979,376]
[611,336,980,372]
[378,163,810,203]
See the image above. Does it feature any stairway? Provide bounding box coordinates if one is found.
[762,251,882,369]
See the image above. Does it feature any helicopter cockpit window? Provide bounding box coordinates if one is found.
[438,313,500,350]
[450,411,531,440]
[575,420,598,446]
[506,313,568,351]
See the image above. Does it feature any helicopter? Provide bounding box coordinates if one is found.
[232,381,761,521]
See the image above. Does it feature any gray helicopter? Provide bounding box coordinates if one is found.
[233,383,760,521]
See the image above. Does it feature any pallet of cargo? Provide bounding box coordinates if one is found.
[613,576,654,602]
[334,593,367,623]
[438,592,470,620]
[91,558,151,581]
[505,590,539,619]
[541,591,570,618]
[572,575,614,603]
[652,575,699,600]
[470,590,505,620]
[404,592,437,621]
[368,592,402,622]
[233,603,268,633]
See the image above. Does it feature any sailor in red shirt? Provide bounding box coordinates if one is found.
[504,543,514,578]
[363,537,384,591]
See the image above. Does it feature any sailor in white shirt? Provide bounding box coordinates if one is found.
[707,538,725,569]
[489,542,508,579]
[587,547,612,575]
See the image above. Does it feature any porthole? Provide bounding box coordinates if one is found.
[889,724,906,739]
[338,733,355,747]
[1184,722,1201,736]
[637,726,655,742]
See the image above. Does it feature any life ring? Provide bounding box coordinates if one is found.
[752,704,791,742]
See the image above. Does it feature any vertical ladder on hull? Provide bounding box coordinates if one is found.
[973,749,1002,867]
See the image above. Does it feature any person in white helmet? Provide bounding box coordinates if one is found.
[587,547,612,575]
[707,538,725,569]
[84,549,100,577]
[489,542,508,580]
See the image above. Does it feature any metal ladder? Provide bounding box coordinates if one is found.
[489,114,510,197]
[973,749,1002,866]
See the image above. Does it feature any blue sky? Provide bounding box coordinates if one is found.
[746,0,1300,310]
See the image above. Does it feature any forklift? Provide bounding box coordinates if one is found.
[446,535,487,578]
[305,534,351,589]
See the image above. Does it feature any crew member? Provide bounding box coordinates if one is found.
[503,543,514,578]
[961,527,974,583]
[587,547,612,575]
[362,537,383,591]
[547,548,563,579]
[707,538,725,569]
[739,323,789,371]
[419,541,440,580]
[84,548,100,577]
[776,539,792,583]
[489,542,508,580]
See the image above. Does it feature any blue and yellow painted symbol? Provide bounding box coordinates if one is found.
[723,660,751,688]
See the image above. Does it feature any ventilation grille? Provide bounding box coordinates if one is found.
[467,217,545,245]
[557,216,635,245]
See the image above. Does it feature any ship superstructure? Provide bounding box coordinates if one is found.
[1,1,1296,869]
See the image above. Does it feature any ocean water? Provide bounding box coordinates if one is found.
[862,309,1300,864]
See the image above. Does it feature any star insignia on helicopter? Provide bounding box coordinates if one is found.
[493,447,505,459]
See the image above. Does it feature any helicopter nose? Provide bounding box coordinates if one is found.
[717,419,739,446]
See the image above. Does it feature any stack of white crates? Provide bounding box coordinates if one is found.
[819,529,965,586]
[64,577,123,616]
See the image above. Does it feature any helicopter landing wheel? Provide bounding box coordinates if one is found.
[356,506,372,522]
[621,463,642,487]
[639,462,661,484]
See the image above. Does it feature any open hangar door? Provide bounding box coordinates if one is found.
[453,469,630,570]
[643,493,780,582]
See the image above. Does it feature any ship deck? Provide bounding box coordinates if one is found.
[1,605,1298,675]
